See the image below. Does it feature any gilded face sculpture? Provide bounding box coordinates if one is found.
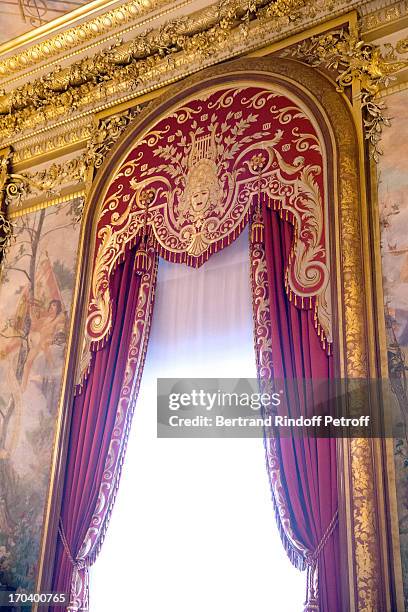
[181,159,221,219]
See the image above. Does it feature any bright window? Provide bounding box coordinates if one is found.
[91,229,305,611]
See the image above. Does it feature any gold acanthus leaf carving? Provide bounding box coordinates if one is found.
[0,210,13,269]
[0,152,13,267]
[85,106,144,171]
[0,0,309,138]
[0,0,173,80]
[283,27,408,161]
[5,154,88,207]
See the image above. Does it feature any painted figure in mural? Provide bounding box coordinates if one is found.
[0,202,78,592]
[0,252,66,458]
[21,298,66,390]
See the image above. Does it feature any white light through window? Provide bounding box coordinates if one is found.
[91,228,305,611]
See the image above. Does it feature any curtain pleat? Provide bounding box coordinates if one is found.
[51,245,157,611]
[251,205,340,611]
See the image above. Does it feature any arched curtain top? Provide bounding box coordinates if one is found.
[84,84,331,379]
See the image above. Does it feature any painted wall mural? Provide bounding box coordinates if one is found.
[378,89,408,607]
[0,200,81,593]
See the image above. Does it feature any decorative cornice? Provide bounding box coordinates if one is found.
[282,26,408,159]
[5,154,88,209]
[360,0,408,34]
[0,0,342,141]
[0,0,267,116]
[12,118,94,167]
[0,0,178,82]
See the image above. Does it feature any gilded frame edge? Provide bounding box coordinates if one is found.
[36,56,396,612]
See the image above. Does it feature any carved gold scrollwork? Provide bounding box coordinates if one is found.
[4,155,88,208]
[86,107,144,172]
[0,210,13,267]
[0,0,315,139]
[283,27,408,160]
[0,151,13,267]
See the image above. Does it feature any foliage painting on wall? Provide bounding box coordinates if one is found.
[378,90,408,609]
[0,200,81,593]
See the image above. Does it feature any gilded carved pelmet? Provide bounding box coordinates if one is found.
[82,84,332,381]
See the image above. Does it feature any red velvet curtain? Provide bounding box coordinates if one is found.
[51,246,156,611]
[50,206,338,611]
[254,204,340,611]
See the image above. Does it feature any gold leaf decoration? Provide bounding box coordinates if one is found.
[0,210,13,267]
[283,27,408,160]
[0,0,310,138]
[5,155,88,207]
[86,106,144,171]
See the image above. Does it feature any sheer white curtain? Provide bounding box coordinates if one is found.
[91,228,305,611]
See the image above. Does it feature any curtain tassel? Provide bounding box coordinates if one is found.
[303,557,319,612]
[303,510,338,612]
[134,240,149,275]
[251,196,264,244]
[135,189,154,275]
[251,217,264,244]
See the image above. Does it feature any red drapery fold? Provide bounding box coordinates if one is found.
[51,244,157,611]
[251,202,340,611]
[50,202,338,612]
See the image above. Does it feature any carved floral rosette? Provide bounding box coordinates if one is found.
[85,85,332,376]
[67,248,158,611]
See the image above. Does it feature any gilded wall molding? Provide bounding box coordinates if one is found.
[0,0,357,142]
[0,151,13,266]
[282,26,408,159]
[0,210,13,266]
[11,118,94,167]
[0,0,176,81]
[360,0,408,35]
[5,154,88,211]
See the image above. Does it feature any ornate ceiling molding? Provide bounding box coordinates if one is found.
[0,0,184,83]
[0,0,358,142]
[360,0,408,34]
